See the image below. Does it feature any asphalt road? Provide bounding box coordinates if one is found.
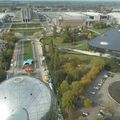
[16,40,24,70]
[41,21,53,36]
[7,39,24,78]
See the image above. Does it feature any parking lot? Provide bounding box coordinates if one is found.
[81,71,120,120]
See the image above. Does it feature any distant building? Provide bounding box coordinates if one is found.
[108,12,120,24]
[12,11,22,22]
[0,13,7,23]
[42,12,110,28]
[21,7,32,22]
[82,12,109,25]
[58,12,86,27]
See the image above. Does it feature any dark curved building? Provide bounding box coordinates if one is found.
[0,76,56,120]
[89,29,120,57]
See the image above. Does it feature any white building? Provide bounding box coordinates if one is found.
[0,13,7,22]
[108,12,120,24]
[82,12,109,22]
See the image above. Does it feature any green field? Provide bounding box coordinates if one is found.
[42,36,89,50]
[10,28,44,36]
[12,23,42,28]
[90,27,111,34]
[24,41,33,59]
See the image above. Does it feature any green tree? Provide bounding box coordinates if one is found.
[71,81,84,96]
[0,69,6,82]
[87,32,93,40]
[60,80,70,94]
[53,26,57,39]
[63,26,71,43]
[62,90,76,112]
[84,98,92,108]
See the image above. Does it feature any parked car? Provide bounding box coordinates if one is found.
[98,83,102,86]
[104,74,108,78]
[94,86,100,90]
[90,91,95,95]
[82,112,89,117]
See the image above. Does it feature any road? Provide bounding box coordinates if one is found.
[31,39,41,70]
[41,21,53,36]
[16,40,24,71]
[31,39,46,80]
[7,39,24,78]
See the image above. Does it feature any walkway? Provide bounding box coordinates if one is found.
[59,48,112,59]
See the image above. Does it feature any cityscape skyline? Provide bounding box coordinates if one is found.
[0,0,120,1]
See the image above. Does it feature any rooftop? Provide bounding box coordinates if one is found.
[89,29,120,52]
[0,76,52,120]
[108,12,120,24]
[82,12,101,16]
[0,13,7,19]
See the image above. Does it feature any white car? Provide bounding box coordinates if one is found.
[82,112,89,117]
[90,91,95,95]
[104,74,108,78]
[98,83,102,86]
[94,86,100,90]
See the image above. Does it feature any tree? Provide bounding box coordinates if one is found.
[87,32,93,40]
[2,32,18,43]
[53,26,57,39]
[60,80,70,94]
[83,98,92,108]
[71,81,84,96]
[62,90,76,112]
[0,69,6,82]
[63,26,71,43]
[53,49,60,71]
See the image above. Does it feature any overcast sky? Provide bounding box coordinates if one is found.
[1,0,120,1]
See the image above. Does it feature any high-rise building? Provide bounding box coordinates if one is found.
[21,7,32,22]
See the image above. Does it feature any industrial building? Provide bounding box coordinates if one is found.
[41,12,110,28]
[88,29,120,57]
[0,76,56,120]
[58,12,86,27]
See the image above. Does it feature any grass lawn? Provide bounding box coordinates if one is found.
[24,41,33,59]
[10,28,44,36]
[12,23,42,28]
[90,27,111,34]
[63,40,89,50]
[42,36,89,50]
